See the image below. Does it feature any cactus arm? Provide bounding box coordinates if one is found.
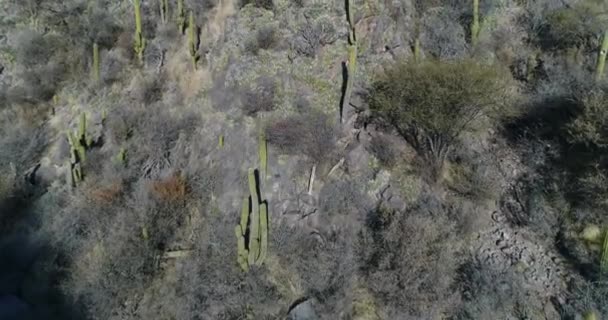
[235,225,249,271]
[596,29,608,80]
[471,0,480,46]
[247,200,260,265]
[259,132,267,180]
[256,202,268,265]
[93,42,100,82]
[219,135,224,148]
[240,197,249,235]
[248,168,260,207]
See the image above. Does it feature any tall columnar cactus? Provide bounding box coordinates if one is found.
[471,0,480,46]
[259,131,267,180]
[66,113,92,187]
[341,0,357,124]
[188,11,200,70]
[133,0,146,65]
[596,30,608,81]
[235,168,269,271]
[159,0,169,24]
[177,0,186,34]
[92,42,100,82]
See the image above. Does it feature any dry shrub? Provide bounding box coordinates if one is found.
[150,173,188,202]
[241,76,277,116]
[88,181,124,204]
[358,203,461,318]
[265,111,336,163]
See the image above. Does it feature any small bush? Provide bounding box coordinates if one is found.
[241,76,277,116]
[265,111,336,163]
[245,25,279,55]
[367,134,399,167]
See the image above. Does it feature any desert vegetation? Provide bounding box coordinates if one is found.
[3,0,608,319]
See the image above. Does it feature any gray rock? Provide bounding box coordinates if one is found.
[287,299,318,320]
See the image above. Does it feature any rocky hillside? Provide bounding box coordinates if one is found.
[2,0,608,319]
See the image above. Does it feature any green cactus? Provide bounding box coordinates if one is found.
[219,135,225,148]
[188,11,200,70]
[596,30,608,80]
[133,0,146,65]
[92,42,100,82]
[66,113,92,187]
[235,168,269,271]
[177,0,186,34]
[471,0,480,46]
[259,131,267,180]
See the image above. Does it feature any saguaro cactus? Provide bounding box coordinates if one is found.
[66,113,92,187]
[235,168,269,271]
[596,30,608,80]
[133,0,146,64]
[471,0,480,46]
[188,11,200,70]
[92,42,100,82]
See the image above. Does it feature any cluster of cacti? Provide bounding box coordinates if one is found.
[92,42,100,82]
[177,0,186,34]
[471,0,480,46]
[340,0,357,123]
[595,30,608,80]
[66,113,92,187]
[258,131,267,180]
[188,11,200,70]
[159,0,169,24]
[133,0,146,64]
[235,168,269,272]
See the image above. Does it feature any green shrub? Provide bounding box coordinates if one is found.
[368,59,513,180]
